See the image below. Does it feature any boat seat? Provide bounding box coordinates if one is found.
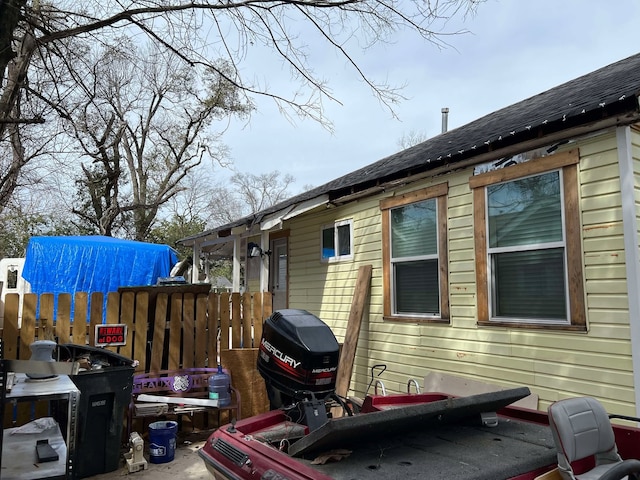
[548,396,640,480]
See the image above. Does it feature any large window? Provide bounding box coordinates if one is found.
[380,183,449,322]
[488,170,566,320]
[321,219,353,262]
[470,149,586,329]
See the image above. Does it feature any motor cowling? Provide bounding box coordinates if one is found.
[257,309,339,409]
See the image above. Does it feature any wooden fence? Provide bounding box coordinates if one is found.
[1,289,271,371]
[1,288,272,427]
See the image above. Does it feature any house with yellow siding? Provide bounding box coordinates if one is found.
[178,52,640,418]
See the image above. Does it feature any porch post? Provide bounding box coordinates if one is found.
[260,231,270,293]
[232,237,241,292]
[192,241,201,283]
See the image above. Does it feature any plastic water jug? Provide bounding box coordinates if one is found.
[208,365,231,407]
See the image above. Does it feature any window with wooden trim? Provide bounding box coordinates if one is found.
[380,183,449,322]
[321,219,353,262]
[469,149,586,329]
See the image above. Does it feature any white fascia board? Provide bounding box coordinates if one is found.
[261,205,294,231]
[284,195,330,220]
[179,233,220,247]
[261,195,330,231]
[231,224,252,236]
[198,235,236,248]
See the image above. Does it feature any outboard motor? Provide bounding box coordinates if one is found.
[257,309,340,429]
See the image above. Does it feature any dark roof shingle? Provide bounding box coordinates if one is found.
[180,52,640,244]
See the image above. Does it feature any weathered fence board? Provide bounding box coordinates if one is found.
[207,293,219,366]
[231,292,242,348]
[220,292,231,353]
[168,294,182,370]
[119,291,135,360]
[195,295,208,367]
[149,293,167,372]
[72,292,88,345]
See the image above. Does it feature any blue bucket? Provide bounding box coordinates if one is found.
[148,421,178,464]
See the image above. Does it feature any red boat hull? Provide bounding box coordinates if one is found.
[200,393,640,480]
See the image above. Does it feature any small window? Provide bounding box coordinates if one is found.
[321,219,353,262]
[380,182,449,323]
[391,198,439,315]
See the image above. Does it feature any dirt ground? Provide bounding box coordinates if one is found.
[90,430,211,480]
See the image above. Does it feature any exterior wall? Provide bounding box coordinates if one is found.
[287,198,384,341]
[286,129,638,416]
[574,132,633,412]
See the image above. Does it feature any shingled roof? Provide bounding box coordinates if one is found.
[179,52,640,245]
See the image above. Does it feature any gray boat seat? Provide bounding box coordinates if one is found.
[548,396,639,480]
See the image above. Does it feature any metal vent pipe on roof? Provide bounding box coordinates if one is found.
[441,107,449,133]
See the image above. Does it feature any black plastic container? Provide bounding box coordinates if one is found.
[58,343,135,479]
[257,309,339,409]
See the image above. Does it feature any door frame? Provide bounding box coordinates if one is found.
[269,231,289,310]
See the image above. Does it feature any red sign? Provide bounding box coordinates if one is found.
[95,324,127,347]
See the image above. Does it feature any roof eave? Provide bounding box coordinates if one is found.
[329,98,640,205]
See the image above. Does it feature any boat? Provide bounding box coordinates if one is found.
[199,310,640,480]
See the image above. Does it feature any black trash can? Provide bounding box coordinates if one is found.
[59,343,135,479]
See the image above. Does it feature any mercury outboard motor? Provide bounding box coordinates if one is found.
[257,309,340,429]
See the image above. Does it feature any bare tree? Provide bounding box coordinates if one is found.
[0,194,83,257]
[397,129,430,150]
[64,41,251,240]
[207,171,295,226]
[231,171,295,215]
[0,47,68,214]
[0,0,482,214]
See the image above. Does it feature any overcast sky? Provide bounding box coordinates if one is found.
[218,0,640,194]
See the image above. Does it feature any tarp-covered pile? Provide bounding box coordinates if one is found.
[22,236,179,318]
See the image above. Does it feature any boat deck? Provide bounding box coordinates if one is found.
[297,416,556,480]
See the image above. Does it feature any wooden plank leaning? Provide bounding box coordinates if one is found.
[332,264,372,417]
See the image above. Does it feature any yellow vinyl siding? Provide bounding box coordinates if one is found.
[284,129,638,417]
[447,173,476,329]
[580,133,632,361]
[288,197,382,332]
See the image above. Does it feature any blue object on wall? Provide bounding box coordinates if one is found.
[22,235,179,321]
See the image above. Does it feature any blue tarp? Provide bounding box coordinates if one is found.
[22,235,179,320]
